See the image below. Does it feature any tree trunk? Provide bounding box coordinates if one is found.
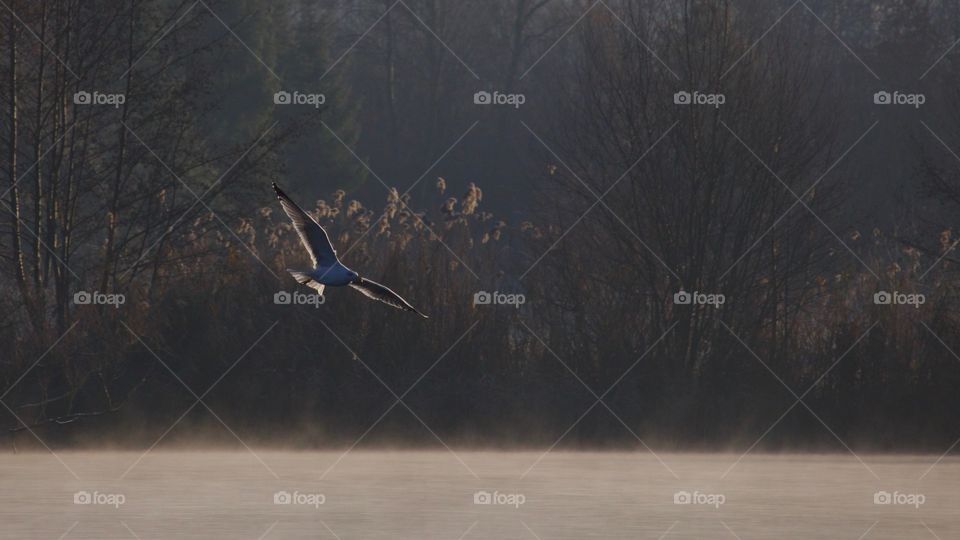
[7,12,37,329]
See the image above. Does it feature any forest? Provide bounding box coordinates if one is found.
[2,0,960,452]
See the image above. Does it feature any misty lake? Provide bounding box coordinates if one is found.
[0,451,955,539]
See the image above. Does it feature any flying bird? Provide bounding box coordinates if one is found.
[272,182,428,318]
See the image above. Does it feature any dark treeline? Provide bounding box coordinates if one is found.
[2,0,960,451]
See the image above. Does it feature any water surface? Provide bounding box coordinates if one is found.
[0,451,954,538]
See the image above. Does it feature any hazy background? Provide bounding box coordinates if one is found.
[2,0,960,455]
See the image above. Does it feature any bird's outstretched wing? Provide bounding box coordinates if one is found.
[349,277,428,318]
[273,183,337,267]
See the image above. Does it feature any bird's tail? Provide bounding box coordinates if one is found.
[288,269,326,296]
[287,269,312,285]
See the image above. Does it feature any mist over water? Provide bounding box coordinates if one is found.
[1,450,955,539]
